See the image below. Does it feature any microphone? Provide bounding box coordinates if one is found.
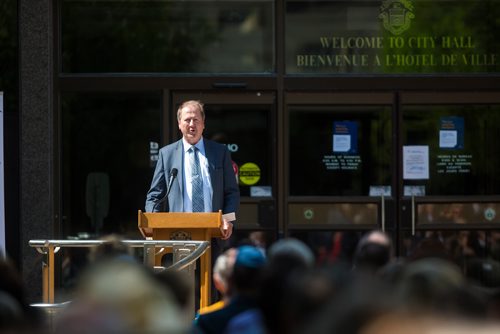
[166,168,178,197]
[153,168,178,212]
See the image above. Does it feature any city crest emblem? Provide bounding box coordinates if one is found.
[379,0,415,35]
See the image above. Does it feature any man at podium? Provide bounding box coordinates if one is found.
[145,100,240,240]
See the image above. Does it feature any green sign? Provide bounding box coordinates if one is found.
[287,0,500,74]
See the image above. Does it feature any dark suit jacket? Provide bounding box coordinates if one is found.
[194,296,259,334]
[145,138,240,215]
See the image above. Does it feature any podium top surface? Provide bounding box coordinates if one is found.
[138,210,222,229]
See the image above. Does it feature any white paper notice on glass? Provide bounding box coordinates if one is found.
[403,145,429,180]
[333,135,351,152]
[404,185,426,196]
[439,130,457,148]
[250,186,272,197]
[369,186,391,196]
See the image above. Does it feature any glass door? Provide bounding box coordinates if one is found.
[61,91,162,238]
[399,92,500,266]
[171,92,277,247]
[285,93,396,264]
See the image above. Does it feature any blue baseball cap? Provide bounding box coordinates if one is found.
[235,245,266,269]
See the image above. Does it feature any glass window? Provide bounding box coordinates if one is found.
[286,0,500,74]
[61,0,274,73]
[289,105,392,196]
[288,203,378,225]
[61,92,162,238]
[402,104,500,195]
[418,203,500,225]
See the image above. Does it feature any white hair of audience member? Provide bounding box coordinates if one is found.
[267,238,315,267]
[356,230,392,251]
[213,248,237,294]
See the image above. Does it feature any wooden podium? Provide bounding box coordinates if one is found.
[138,210,222,308]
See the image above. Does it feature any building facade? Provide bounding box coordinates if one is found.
[3,0,500,301]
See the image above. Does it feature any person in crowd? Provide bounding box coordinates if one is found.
[353,230,393,274]
[463,257,500,319]
[55,258,189,334]
[88,234,135,264]
[296,255,493,334]
[258,238,316,334]
[0,257,41,332]
[145,100,239,240]
[152,268,195,326]
[194,245,266,334]
[394,257,487,319]
[62,234,134,294]
[294,268,393,334]
[196,247,237,318]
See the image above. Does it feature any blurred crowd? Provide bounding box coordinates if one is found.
[2,230,500,333]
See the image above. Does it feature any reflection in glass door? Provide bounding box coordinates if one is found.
[399,93,500,265]
[286,93,396,264]
[286,92,500,268]
[289,105,392,197]
[401,99,500,196]
[61,92,162,238]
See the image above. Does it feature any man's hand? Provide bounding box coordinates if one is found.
[220,218,233,240]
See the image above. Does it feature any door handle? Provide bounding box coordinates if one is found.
[380,195,385,232]
[411,195,416,236]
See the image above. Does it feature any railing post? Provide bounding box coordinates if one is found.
[143,241,156,268]
[41,250,49,303]
[41,245,55,304]
[37,244,54,304]
[173,243,196,318]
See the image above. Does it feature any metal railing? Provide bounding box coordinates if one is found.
[29,239,210,304]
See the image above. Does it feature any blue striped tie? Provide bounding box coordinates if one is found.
[190,146,204,212]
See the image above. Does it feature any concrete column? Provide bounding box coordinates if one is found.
[19,0,54,302]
